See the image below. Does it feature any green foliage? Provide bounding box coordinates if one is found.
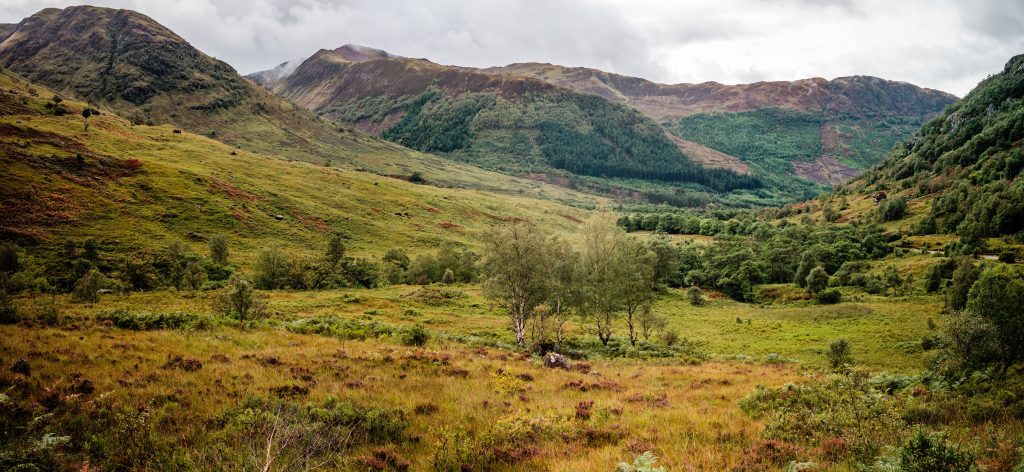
[254,246,290,289]
[947,258,980,311]
[72,268,104,303]
[99,308,222,330]
[616,451,666,472]
[215,275,268,327]
[828,338,853,368]
[898,430,975,472]
[876,196,908,222]
[965,265,1024,368]
[687,286,705,306]
[806,266,830,294]
[816,288,842,304]
[0,289,19,324]
[851,54,1024,240]
[930,310,1001,374]
[400,324,430,347]
[209,234,229,265]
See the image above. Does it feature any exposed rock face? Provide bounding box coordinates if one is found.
[544,352,571,370]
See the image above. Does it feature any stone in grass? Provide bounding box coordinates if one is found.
[544,352,571,370]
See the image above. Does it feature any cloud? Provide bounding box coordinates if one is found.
[1,0,1020,96]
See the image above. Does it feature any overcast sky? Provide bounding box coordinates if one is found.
[2,0,1023,96]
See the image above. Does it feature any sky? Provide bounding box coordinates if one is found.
[2,0,1023,96]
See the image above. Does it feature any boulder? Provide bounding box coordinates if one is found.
[543,352,571,370]
[11,358,30,376]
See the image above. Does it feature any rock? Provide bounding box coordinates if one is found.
[97,289,114,294]
[543,352,571,370]
[274,214,285,221]
[11,358,30,376]
[72,378,95,394]
[172,129,181,134]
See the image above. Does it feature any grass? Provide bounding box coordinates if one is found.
[0,68,600,263]
[4,290,803,470]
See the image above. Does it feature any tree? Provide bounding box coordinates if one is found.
[441,268,455,285]
[966,265,1024,370]
[618,237,656,346]
[636,305,667,341]
[209,234,229,265]
[947,257,979,311]
[481,222,550,347]
[793,251,816,288]
[647,236,679,290]
[254,246,290,289]
[805,266,829,295]
[581,213,626,345]
[73,269,104,303]
[216,275,268,329]
[538,237,582,348]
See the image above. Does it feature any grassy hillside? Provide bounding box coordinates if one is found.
[0,7,606,202]
[0,67,596,264]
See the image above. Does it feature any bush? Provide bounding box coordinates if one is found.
[687,286,704,306]
[661,329,680,347]
[35,298,61,326]
[215,275,268,327]
[209,235,229,265]
[400,324,430,347]
[441,268,455,285]
[827,338,853,368]
[806,266,829,295]
[72,269,105,303]
[898,430,975,472]
[0,290,19,324]
[99,309,222,330]
[816,288,842,304]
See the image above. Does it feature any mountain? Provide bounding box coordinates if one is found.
[830,53,1024,248]
[0,66,591,256]
[483,63,957,187]
[254,45,766,207]
[0,6,590,200]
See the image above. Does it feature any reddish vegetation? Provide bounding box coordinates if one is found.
[288,210,329,232]
[208,177,264,202]
[439,221,463,231]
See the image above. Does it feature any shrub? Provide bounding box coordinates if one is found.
[35,298,61,326]
[99,309,221,330]
[72,269,105,303]
[0,290,19,324]
[998,250,1016,264]
[215,275,268,328]
[816,288,842,304]
[965,265,1024,368]
[827,338,853,368]
[898,430,975,472]
[441,268,455,285]
[686,286,705,306]
[806,266,829,295]
[661,329,680,347]
[400,324,429,347]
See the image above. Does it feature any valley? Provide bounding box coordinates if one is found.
[1,4,1024,472]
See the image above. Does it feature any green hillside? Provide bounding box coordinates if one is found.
[0,67,594,271]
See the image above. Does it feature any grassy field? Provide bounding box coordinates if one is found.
[9,280,938,469]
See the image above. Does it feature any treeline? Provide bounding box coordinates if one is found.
[537,92,762,191]
[0,235,482,318]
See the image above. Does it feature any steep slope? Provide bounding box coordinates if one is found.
[0,6,594,200]
[484,63,956,187]
[0,66,594,261]
[832,53,1024,249]
[257,45,765,207]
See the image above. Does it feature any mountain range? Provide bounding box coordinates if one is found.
[1,5,957,209]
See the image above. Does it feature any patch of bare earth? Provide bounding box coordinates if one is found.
[666,133,750,174]
[792,156,860,185]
